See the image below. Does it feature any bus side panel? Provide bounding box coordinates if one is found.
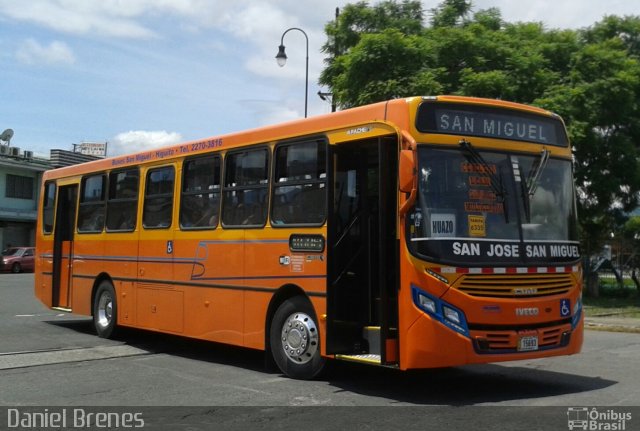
[35,238,54,307]
[310,296,327,357]
[103,237,139,326]
[70,235,106,316]
[398,241,451,369]
[242,229,286,350]
[243,292,271,350]
[173,234,245,346]
[242,228,328,350]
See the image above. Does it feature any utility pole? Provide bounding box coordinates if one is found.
[332,7,340,113]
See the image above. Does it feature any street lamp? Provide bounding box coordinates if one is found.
[276,27,309,118]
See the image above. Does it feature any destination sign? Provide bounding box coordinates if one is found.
[411,238,580,266]
[416,102,568,147]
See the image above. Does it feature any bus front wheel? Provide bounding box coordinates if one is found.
[93,281,117,339]
[270,296,325,379]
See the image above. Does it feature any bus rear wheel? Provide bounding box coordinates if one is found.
[270,296,325,379]
[93,281,117,338]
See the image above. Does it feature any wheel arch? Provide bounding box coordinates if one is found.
[265,284,314,356]
[90,272,114,316]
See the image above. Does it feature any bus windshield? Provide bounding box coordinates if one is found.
[407,146,579,266]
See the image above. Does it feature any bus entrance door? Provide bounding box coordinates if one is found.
[327,136,398,365]
[52,184,78,310]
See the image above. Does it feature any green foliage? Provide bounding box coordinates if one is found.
[320,0,640,255]
[625,216,640,237]
[430,0,472,28]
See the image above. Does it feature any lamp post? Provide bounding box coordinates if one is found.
[276,27,309,118]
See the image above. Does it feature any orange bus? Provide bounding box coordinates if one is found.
[35,96,583,379]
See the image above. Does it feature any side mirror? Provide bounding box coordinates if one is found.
[399,149,415,193]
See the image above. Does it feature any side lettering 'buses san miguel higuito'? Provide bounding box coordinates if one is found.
[35,96,582,379]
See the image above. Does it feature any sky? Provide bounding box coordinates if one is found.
[0,0,638,157]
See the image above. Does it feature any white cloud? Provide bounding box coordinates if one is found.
[473,0,637,29]
[0,0,165,38]
[16,39,76,65]
[109,130,183,156]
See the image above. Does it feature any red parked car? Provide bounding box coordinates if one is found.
[1,247,35,273]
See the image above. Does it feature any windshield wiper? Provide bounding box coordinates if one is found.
[522,149,550,222]
[526,149,550,197]
[459,139,509,223]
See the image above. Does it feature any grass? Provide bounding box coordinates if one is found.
[583,283,640,318]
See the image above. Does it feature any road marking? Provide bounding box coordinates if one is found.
[0,345,151,370]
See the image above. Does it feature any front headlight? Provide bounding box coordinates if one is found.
[571,294,583,329]
[443,306,461,325]
[573,297,581,316]
[412,285,469,337]
[418,293,437,314]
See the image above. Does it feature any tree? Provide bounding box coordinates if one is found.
[623,216,640,292]
[430,0,472,28]
[320,0,424,104]
[538,19,640,256]
[319,0,640,260]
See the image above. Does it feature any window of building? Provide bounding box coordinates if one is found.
[77,174,106,233]
[106,168,139,232]
[42,181,56,234]
[271,140,327,226]
[180,156,221,229]
[222,148,269,227]
[143,166,174,229]
[6,174,34,200]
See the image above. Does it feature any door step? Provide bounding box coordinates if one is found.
[51,307,72,313]
[335,354,381,365]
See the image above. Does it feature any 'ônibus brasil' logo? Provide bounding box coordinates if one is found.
[567,407,632,430]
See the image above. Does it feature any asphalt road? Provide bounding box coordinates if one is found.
[1,273,639,429]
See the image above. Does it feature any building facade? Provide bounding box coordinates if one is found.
[0,148,51,250]
[0,145,102,250]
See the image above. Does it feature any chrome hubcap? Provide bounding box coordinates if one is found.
[97,292,113,329]
[280,312,318,364]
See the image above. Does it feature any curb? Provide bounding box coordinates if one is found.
[584,319,640,334]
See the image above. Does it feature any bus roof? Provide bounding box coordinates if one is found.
[43,96,557,180]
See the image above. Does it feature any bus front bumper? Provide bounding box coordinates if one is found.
[400,311,584,370]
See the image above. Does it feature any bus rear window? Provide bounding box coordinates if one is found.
[416,102,568,147]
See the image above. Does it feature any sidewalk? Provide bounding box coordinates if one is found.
[584,315,640,334]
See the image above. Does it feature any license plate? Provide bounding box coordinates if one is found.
[518,335,538,351]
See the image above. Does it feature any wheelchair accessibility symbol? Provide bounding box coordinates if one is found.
[560,299,571,317]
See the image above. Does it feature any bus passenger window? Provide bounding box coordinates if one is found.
[180,156,220,229]
[271,140,326,226]
[143,166,174,229]
[106,169,139,232]
[222,149,269,227]
[77,174,106,233]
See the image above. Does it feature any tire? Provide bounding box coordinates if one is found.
[11,263,21,273]
[270,296,325,379]
[93,281,118,338]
